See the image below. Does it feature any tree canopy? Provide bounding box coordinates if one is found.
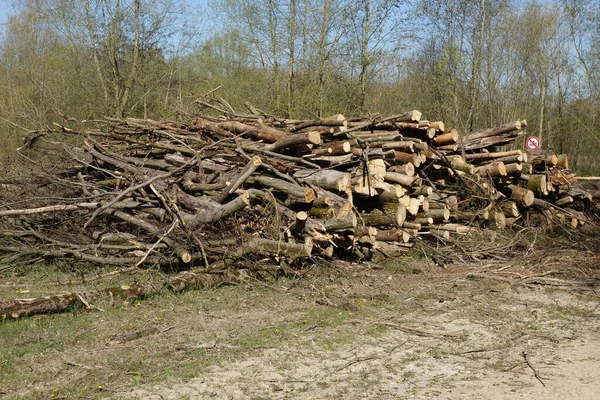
[1,0,599,173]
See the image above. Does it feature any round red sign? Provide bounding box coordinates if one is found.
[526,136,540,150]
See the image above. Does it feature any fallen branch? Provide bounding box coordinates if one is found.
[1,268,251,319]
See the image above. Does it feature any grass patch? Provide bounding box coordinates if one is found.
[548,305,596,319]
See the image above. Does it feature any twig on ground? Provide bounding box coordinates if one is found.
[64,360,101,370]
[522,344,546,387]
[375,321,467,338]
[77,293,104,312]
[335,355,378,372]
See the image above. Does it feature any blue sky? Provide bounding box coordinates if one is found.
[0,1,212,34]
[0,1,17,25]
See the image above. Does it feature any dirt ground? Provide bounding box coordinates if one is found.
[124,269,600,400]
[1,227,600,400]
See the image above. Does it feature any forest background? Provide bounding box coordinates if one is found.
[0,0,599,173]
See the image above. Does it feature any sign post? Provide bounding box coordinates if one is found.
[526,136,541,151]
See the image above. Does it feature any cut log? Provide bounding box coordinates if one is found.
[474,162,507,177]
[290,118,347,133]
[446,156,475,174]
[293,169,352,193]
[375,228,411,243]
[381,141,416,152]
[486,154,524,164]
[397,127,436,140]
[228,237,313,263]
[352,159,388,197]
[522,174,548,195]
[398,110,422,122]
[175,188,251,228]
[248,176,316,204]
[353,132,401,141]
[393,151,421,167]
[414,216,433,225]
[504,163,523,175]
[508,185,535,206]
[499,201,520,218]
[428,223,471,233]
[492,208,507,228]
[291,211,308,234]
[429,121,445,132]
[213,155,262,203]
[434,128,458,145]
[529,151,557,166]
[457,209,489,221]
[310,153,354,166]
[217,120,287,143]
[374,242,411,257]
[461,130,526,151]
[378,182,407,202]
[307,141,351,157]
[463,120,523,141]
[353,176,378,196]
[556,154,569,169]
[368,159,387,181]
[417,208,450,222]
[266,131,322,152]
[384,172,419,187]
[354,226,378,242]
[420,199,430,212]
[436,143,459,151]
[402,221,421,230]
[406,197,421,216]
[412,186,433,197]
[532,198,555,210]
[556,196,574,206]
[387,163,415,177]
[323,214,358,231]
[361,204,406,227]
[464,150,523,161]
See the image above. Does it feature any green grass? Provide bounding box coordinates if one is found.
[548,304,595,319]
[2,261,409,399]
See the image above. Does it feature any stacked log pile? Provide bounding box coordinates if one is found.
[0,110,597,272]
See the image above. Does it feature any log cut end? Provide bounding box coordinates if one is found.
[251,155,263,167]
[322,113,346,121]
[504,163,523,175]
[408,110,422,122]
[429,121,445,132]
[434,128,459,145]
[556,154,569,169]
[509,185,535,207]
[307,130,323,146]
[546,154,558,166]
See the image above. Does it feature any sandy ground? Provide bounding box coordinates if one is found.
[122,269,600,400]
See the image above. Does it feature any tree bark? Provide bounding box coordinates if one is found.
[293,169,352,192]
[361,204,406,227]
[227,237,313,263]
[248,176,316,204]
[508,185,535,206]
[474,162,506,177]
